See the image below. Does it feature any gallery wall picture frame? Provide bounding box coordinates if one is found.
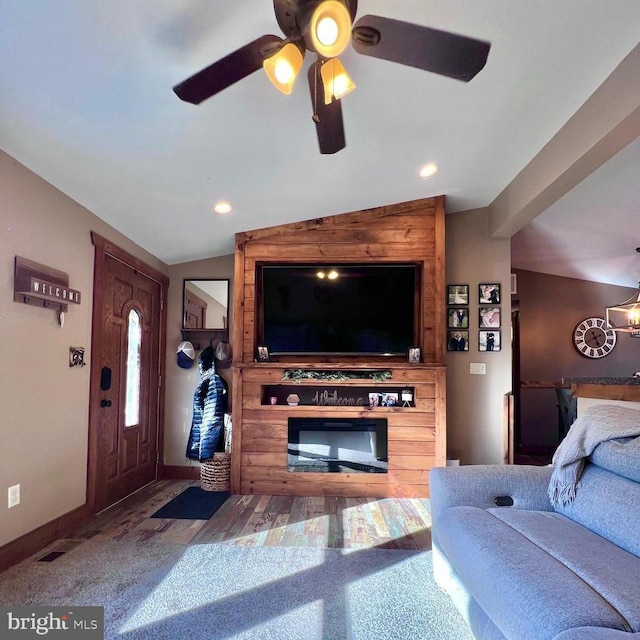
[447,330,469,351]
[479,283,501,304]
[448,284,469,305]
[479,330,501,352]
[479,306,501,328]
[447,307,469,329]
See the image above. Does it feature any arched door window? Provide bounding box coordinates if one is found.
[125,308,142,427]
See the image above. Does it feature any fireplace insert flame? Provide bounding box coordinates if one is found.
[288,417,388,473]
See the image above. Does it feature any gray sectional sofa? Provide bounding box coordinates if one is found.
[430,404,640,640]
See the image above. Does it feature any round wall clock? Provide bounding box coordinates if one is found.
[572,317,617,359]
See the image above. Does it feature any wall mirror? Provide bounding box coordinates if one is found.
[183,279,229,329]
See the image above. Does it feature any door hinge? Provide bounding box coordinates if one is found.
[158,374,162,388]
[156,452,160,464]
[160,298,164,311]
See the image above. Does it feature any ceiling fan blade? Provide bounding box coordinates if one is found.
[173,34,284,104]
[352,15,490,82]
[308,62,346,155]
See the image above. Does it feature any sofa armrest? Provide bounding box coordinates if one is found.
[429,464,554,526]
[554,628,640,640]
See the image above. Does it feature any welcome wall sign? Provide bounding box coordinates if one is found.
[14,256,82,315]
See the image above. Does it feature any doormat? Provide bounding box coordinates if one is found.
[151,487,230,520]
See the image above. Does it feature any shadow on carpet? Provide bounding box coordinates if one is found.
[0,541,473,640]
[151,487,229,520]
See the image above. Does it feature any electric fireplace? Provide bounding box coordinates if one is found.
[288,417,388,473]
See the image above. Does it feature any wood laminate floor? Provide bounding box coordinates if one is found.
[68,480,432,551]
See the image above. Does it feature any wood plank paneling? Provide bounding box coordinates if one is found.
[388,440,436,456]
[232,196,446,498]
[245,242,434,259]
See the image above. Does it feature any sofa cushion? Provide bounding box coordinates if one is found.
[554,464,640,557]
[437,506,630,640]
[487,507,640,632]
[590,435,640,483]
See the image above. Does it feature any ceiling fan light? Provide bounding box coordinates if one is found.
[263,43,304,95]
[320,57,356,104]
[310,1,352,58]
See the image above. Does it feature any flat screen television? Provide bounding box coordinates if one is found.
[258,263,419,356]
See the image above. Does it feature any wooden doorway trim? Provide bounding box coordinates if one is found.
[88,233,169,513]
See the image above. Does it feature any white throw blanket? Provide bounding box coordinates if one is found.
[548,404,640,506]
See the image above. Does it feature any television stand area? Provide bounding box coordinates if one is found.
[231,196,447,498]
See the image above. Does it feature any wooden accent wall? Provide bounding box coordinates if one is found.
[231,196,446,498]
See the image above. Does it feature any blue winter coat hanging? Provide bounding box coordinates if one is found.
[186,346,225,461]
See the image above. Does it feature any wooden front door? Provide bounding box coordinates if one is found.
[88,234,168,513]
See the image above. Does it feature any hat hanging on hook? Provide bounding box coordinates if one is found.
[176,341,196,369]
[214,341,233,369]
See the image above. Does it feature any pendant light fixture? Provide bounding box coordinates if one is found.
[606,282,640,336]
[605,248,640,336]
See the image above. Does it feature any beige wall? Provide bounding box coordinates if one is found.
[0,151,167,547]
[446,208,512,465]
[164,257,234,467]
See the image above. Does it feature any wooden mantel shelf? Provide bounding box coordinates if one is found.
[236,362,447,371]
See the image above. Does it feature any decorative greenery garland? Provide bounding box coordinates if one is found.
[282,369,392,384]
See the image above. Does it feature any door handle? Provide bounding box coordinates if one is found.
[100,367,112,391]
[100,399,112,408]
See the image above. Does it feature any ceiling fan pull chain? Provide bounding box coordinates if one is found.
[312,53,321,123]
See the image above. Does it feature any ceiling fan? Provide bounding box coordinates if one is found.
[173,0,491,154]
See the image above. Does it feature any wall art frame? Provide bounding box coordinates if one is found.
[479,330,501,352]
[447,330,469,351]
[447,284,469,305]
[447,307,469,329]
[479,283,501,304]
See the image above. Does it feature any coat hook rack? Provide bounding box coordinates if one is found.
[14,256,82,320]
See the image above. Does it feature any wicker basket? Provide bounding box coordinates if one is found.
[200,452,231,492]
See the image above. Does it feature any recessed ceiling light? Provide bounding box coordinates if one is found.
[214,201,233,214]
[419,162,439,178]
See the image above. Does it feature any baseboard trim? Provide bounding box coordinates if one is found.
[161,465,200,480]
[0,503,91,573]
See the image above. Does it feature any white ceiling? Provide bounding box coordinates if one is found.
[1,1,639,279]
[511,135,640,289]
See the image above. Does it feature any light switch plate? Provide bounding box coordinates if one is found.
[470,363,487,375]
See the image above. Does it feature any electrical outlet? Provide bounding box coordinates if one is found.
[8,484,20,508]
[470,363,487,375]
